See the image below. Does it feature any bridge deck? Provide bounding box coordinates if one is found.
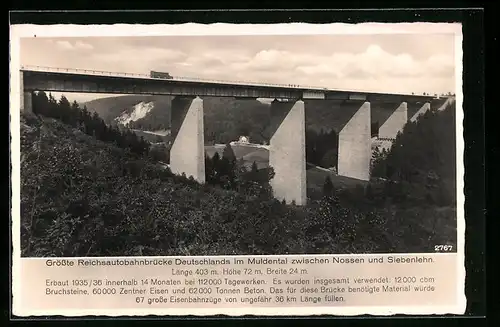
[20,67,437,102]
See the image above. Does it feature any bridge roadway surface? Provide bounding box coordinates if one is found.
[21,66,436,103]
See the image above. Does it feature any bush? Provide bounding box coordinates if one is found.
[149,143,170,163]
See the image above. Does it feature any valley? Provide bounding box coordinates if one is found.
[19,91,457,257]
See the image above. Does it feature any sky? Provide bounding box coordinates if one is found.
[20,34,457,103]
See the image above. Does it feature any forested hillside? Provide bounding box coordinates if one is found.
[19,92,457,257]
[32,92,150,156]
[19,93,456,256]
[85,95,272,144]
[19,114,387,256]
[83,95,345,168]
[203,98,271,144]
[371,102,456,206]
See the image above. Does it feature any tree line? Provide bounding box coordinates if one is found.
[204,143,275,199]
[31,91,150,157]
[129,120,166,131]
[370,102,456,206]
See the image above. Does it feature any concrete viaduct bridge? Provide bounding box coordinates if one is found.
[20,66,440,205]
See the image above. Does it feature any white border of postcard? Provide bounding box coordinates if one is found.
[10,22,465,317]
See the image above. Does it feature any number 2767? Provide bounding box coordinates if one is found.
[434,245,453,251]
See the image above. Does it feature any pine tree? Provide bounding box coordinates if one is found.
[58,95,71,124]
[251,161,258,173]
[243,161,260,186]
[68,100,80,127]
[48,93,58,116]
[218,157,231,184]
[222,142,236,163]
[218,143,237,188]
[71,100,80,110]
[212,151,221,164]
[33,91,49,115]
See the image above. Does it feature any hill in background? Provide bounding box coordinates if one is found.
[84,95,384,143]
[85,95,273,144]
[85,95,173,131]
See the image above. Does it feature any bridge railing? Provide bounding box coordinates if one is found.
[21,65,150,78]
[169,75,328,90]
[20,65,328,90]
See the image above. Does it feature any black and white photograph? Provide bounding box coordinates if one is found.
[17,31,459,258]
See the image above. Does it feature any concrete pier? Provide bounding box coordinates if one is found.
[437,97,455,111]
[269,99,307,205]
[410,102,431,122]
[170,96,205,183]
[378,102,407,139]
[23,91,33,113]
[20,72,33,113]
[338,102,371,181]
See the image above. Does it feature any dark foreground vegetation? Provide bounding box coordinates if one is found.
[371,102,457,207]
[20,93,457,257]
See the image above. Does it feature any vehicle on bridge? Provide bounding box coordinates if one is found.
[150,71,173,79]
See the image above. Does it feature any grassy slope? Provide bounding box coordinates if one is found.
[20,113,457,257]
